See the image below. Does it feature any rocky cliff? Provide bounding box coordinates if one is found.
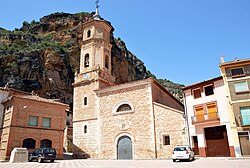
[0,12,183,107]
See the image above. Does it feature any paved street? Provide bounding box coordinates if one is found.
[1,158,250,168]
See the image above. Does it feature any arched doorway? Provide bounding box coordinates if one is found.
[117,136,132,159]
[22,138,36,149]
[40,139,52,148]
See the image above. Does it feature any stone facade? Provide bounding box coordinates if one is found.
[73,16,185,159]
[154,102,185,158]
[0,94,68,160]
[74,78,185,159]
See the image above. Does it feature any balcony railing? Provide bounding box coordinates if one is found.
[191,112,220,123]
[239,115,250,126]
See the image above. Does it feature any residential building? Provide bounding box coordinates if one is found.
[183,76,237,157]
[0,94,68,160]
[73,7,185,159]
[220,57,250,156]
[0,87,28,143]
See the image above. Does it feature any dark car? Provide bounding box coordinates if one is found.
[28,148,56,163]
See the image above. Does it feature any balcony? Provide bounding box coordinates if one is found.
[191,112,220,124]
[239,115,250,126]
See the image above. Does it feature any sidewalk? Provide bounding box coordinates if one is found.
[195,156,250,160]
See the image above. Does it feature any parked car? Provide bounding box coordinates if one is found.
[28,147,56,163]
[172,145,195,162]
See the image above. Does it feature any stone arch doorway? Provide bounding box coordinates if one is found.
[117,136,133,160]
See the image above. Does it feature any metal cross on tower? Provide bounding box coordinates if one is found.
[95,0,99,8]
[94,0,101,20]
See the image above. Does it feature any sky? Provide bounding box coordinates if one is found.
[1,0,250,85]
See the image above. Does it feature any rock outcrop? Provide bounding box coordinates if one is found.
[0,12,153,108]
[0,12,185,106]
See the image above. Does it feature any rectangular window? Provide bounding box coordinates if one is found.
[231,68,244,77]
[206,103,217,119]
[195,106,205,122]
[28,116,38,126]
[193,88,201,99]
[42,117,51,128]
[163,135,170,145]
[240,107,250,126]
[234,82,249,92]
[204,85,214,96]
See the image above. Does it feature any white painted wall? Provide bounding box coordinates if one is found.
[184,78,233,148]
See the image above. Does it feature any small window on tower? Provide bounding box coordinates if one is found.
[84,54,89,68]
[84,97,87,106]
[84,125,87,134]
[87,30,91,38]
[105,55,109,69]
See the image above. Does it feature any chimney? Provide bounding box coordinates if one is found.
[220,56,225,63]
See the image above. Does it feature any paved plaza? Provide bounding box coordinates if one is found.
[0,158,250,168]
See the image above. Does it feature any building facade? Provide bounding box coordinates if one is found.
[0,88,28,144]
[220,58,250,156]
[0,94,68,160]
[73,10,185,159]
[183,77,237,157]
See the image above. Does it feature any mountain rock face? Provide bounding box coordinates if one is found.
[0,12,184,107]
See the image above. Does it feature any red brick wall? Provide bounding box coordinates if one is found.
[0,96,67,160]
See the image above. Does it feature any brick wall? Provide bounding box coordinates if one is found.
[0,96,67,160]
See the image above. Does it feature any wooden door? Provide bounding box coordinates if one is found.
[205,126,230,157]
[239,136,250,155]
[192,136,199,155]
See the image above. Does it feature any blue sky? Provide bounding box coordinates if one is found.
[1,0,250,85]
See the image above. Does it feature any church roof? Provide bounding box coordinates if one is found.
[95,77,183,107]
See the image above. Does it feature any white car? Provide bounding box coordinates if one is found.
[172,145,195,162]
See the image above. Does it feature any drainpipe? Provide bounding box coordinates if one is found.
[183,92,191,146]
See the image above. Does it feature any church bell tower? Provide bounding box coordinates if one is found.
[73,3,114,158]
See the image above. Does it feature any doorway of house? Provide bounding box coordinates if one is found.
[192,136,199,155]
[205,125,230,157]
[238,131,250,155]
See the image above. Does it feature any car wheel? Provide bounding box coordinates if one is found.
[28,157,33,162]
[173,159,176,162]
[50,159,54,162]
[38,157,43,163]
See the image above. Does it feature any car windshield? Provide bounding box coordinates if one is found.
[44,148,55,153]
[174,147,187,151]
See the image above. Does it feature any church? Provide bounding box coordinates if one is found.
[73,5,185,159]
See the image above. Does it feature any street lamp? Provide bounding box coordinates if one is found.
[17,106,27,118]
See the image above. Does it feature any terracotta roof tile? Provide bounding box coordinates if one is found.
[14,95,68,106]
